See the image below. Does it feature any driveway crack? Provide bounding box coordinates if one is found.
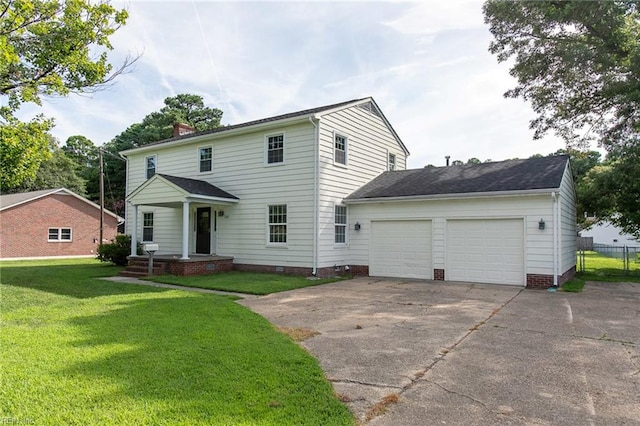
[424,379,490,411]
[330,378,403,390]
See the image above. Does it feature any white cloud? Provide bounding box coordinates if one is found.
[25,1,567,164]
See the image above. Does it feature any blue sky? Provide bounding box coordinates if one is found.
[18,0,568,169]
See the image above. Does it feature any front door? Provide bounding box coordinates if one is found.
[196,207,211,254]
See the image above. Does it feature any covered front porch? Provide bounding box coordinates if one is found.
[126,174,239,261]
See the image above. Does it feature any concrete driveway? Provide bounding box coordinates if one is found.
[238,278,640,425]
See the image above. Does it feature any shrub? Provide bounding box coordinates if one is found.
[97,234,141,266]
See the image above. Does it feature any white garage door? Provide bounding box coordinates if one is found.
[447,219,524,286]
[370,220,432,279]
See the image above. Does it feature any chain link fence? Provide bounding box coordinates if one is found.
[577,243,640,276]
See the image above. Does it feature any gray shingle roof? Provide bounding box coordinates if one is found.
[0,188,63,210]
[159,174,239,200]
[138,98,367,149]
[346,155,570,201]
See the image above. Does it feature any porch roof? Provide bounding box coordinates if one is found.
[127,174,239,207]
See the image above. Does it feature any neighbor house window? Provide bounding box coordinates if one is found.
[48,228,72,242]
[145,155,156,179]
[142,212,154,242]
[266,134,284,164]
[199,146,212,172]
[388,153,396,171]
[334,133,347,165]
[268,204,287,244]
[335,205,347,244]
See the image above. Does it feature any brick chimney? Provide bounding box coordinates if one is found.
[173,123,195,137]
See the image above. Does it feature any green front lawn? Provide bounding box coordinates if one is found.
[0,259,354,425]
[145,271,347,295]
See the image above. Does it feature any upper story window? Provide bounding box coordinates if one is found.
[199,146,212,173]
[142,212,154,242]
[145,155,156,179]
[266,134,284,165]
[48,227,72,242]
[388,153,396,171]
[267,204,287,244]
[334,205,347,244]
[334,133,347,166]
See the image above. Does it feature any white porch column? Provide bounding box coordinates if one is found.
[181,201,190,259]
[130,204,138,257]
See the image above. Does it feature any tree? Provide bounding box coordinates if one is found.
[484,0,640,237]
[100,94,224,214]
[483,0,640,149]
[0,0,133,188]
[8,136,86,194]
[62,135,100,199]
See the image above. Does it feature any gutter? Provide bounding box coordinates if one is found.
[552,192,559,286]
[309,116,319,276]
[344,187,562,204]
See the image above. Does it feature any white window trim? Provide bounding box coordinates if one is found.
[266,204,288,247]
[198,145,213,174]
[145,154,157,179]
[48,227,72,242]
[388,151,397,171]
[264,132,286,166]
[333,131,348,167]
[142,211,154,243]
[334,204,348,246]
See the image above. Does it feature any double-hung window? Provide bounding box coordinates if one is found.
[334,133,347,165]
[268,204,287,244]
[145,155,156,179]
[266,134,284,165]
[142,212,154,242]
[199,146,212,173]
[388,153,396,171]
[334,205,347,244]
[48,228,72,242]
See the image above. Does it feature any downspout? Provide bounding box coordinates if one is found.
[309,116,319,276]
[552,192,559,286]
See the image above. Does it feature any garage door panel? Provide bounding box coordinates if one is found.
[447,219,524,286]
[370,221,432,279]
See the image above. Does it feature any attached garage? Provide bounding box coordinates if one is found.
[370,220,432,279]
[446,219,524,285]
[345,156,577,288]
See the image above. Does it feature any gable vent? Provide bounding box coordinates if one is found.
[358,101,382,118]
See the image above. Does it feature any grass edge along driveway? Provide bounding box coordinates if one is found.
[0,259,355,425]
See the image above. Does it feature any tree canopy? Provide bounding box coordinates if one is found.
[0,0,132,189]
[100,94,224,215]
[483,0,640,149]
[484,0,640,238]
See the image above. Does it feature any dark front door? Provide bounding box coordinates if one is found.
[196,207,211,254]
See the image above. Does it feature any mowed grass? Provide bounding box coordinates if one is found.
[146,271,348,295]
[0,259,354,425]
[563,251,640,291]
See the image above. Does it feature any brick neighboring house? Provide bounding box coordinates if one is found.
[0,188,122,259]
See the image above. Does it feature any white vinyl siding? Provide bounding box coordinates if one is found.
[559,165,577,275]
[348,195,556,280]
[316,104,409,268]
[125,121,316,263]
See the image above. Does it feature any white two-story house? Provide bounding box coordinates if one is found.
[122,97,577,288]
[122,98,408,278]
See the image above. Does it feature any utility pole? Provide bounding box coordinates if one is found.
[99,148,104,245]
